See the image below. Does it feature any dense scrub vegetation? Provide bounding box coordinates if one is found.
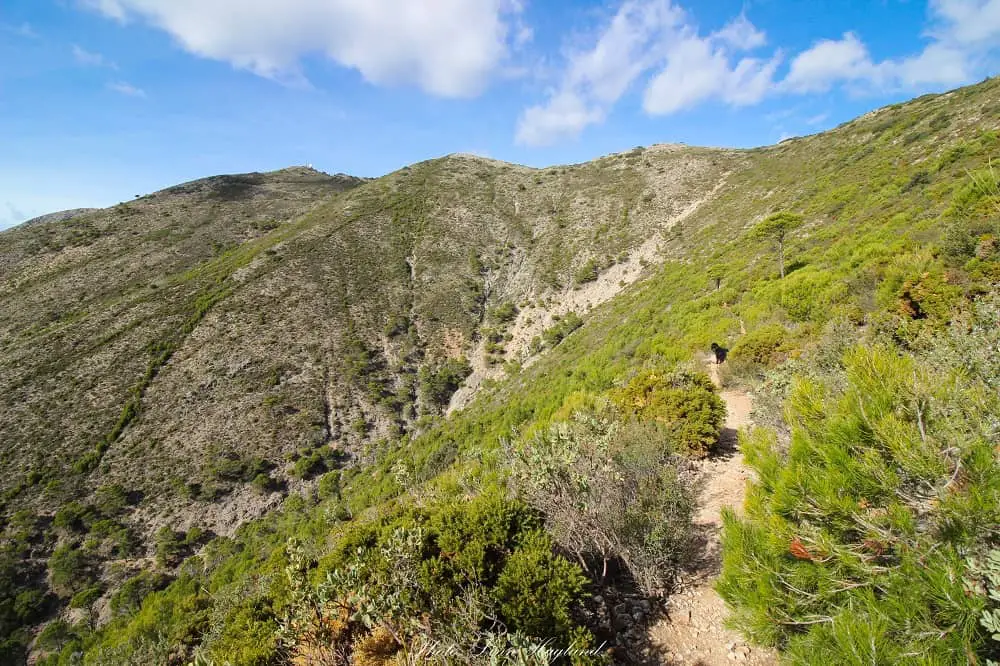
[720,296,1000,663]
[2,78,1000,664]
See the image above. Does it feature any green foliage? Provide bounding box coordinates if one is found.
[612,369,725,457]
[36,620,75,652]
[155,527,186,568]
[967,549,1000,664]
[507,409,696,594]
[750,211,805,278]
[251,472,278,493]
[49,545,95,597]
[418,357,472,409]
[317,471,342,499]
[750,212,804,244]
[730,324,788,367]
[69,584,103,609]
[110,571,171,617]
[718,344,1000,663]
[495,529,588,638]
[542,312,583,348]
[283,491,598,662]
[489,301,519,324]
[205,449,270,485]
[93,484,130,517]
[574,258,599,285]
[53,502,98,532]
[290,446,344,479]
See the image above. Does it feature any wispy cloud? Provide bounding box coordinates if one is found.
[516,1,781,146]
[73,45,118,69]
[1,22,38,38]
[517,0,1000,147]
[107,81,146,97]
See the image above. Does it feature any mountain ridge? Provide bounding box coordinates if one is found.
[1,75,999,665]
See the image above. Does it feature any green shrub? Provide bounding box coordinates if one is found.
[966,549,1000,664]
[110,571,171,616]
[418,357,472,409]
[541,312,583,347]
[730,324,788,366]
[574,258,599,285]
[718,345,1000,662]
[155,527,186,568]
[317,471,342,499]
[290,446,343,479]
[69,584,103,609]
[288,491,597,661]
[49,545,95,597]
[206,449,269,484]
[613,369,726,457]
[489,301,519,324]
[94,484,130,517]
[251,472,278,493]
[36,620,75,652]
[507,410,696,594]
[53,502,97,532]
[495,529,587,638]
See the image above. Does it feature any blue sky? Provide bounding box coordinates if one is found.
[2,0,999,228]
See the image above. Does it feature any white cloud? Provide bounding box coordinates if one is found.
[780,0,999,95]
[643,29,780,114]
[82,0,523,97]
[782,33,877,93]
[516,1,779,145]
[107,81,146,97]
[516,91,606,146]
[929,0,1000,45]
[73,45,117,69]
[895,42,971,87]
[713,14,766,51]
[515,0,683,145]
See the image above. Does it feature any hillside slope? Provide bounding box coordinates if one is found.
[2,77,999,664]
[1,147,734,530]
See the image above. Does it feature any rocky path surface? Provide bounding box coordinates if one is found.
[646,362,778,665]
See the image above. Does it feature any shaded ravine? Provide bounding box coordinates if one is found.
[647,361,778,665]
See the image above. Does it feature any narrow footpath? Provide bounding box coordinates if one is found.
[647,361,778,665]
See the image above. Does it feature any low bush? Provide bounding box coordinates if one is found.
[418,357,472,409]
[110,571,171,617]
[730,324,788,367]
[541,312,583,348]
[574,259,599,285]
[284,491,600,663]
[291,446,344,479]
[49,545,95,597]
[506,409,696,594]
[612,369,726,457]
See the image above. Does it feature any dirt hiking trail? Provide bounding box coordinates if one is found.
[647,360,778,665]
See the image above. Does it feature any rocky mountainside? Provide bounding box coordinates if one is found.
[1,147,732,534]
[2,77,999,665]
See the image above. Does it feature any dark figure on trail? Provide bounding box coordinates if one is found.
[710,342,728,364]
